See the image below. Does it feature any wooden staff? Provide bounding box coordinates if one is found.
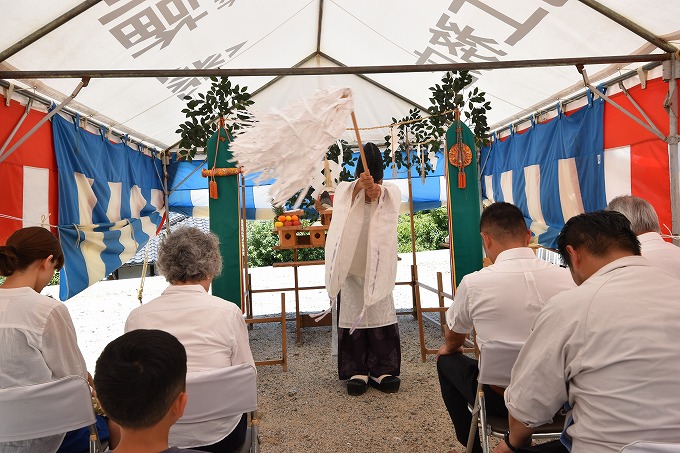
[350,111,370,177]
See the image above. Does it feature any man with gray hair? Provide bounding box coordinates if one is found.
[125,226,254,453]
[606,195,680,279]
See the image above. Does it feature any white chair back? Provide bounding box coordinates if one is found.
[478,339,525,388]
[0,375,96,442]
[620,441,680,452]
[178,363,257,425]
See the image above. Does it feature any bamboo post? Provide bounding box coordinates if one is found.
[437,272,446,335]
[406,145,419,319]
[415,266,427,363]
[293,248,301,346]
[246,273,253,330]
[281,293,288,372]
[239,171,249,313]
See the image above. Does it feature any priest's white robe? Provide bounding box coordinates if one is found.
[325,180,401,330]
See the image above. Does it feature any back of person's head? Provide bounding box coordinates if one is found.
[0,227,64,277]
[157,226,222,284]
[606,195,660,235]
[479,202,528,243]
[94,329,187,429]
[557,210,640,268]
[354,142,384,182]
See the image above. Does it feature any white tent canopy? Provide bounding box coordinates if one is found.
[1,0,679,149]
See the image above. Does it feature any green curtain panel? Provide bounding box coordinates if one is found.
[206,128,242,307]
[446,122,483,287]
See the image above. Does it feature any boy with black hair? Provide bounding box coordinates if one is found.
[94,329,201,453]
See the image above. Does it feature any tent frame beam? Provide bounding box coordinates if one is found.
[316,0,324,54]
[579,66,667,142]
[319,52,429,112]
[0,78,89,164]
[0,54,671,80]
[666,59,680,246]
[491,61,664,135]
[577,0,678,53]
[0,0,103,63]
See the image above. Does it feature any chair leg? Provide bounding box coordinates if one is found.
[88,422,102,453]
[251,411,260,453]
[466,383,483,453]
[479,391,490,453]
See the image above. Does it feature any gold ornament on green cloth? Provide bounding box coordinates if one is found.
[448,109,472,189]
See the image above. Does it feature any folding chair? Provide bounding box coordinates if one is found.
[620,441,680,452]
[467,339,565,453]
[0,375,103,453]
[176,363,259,453]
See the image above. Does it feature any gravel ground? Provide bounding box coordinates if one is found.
[49,250,481,452]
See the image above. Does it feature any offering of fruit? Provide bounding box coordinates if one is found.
[285,215,292,222]
[291,215,299,221]
[277,215,286,222]
[274,221,283,228]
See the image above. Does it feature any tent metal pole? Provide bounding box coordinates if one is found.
[491,61,664,134]
[617,81,665,138]
[0,78,88,164]
[0,0,103,63]
[579,67,667,142]
[0,54,670,80]
[666,58,680,246]
[316,0,324,54]
[320,52,429,112]
[0,98,32,156]
[577,0,678,53]
[162,153,171,235]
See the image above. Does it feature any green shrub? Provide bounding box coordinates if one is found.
[246,207,450,268]
[246,220,325,267]
[397,207,449,253]
[0,272,59,286]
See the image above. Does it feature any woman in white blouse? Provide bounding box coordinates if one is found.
[0,227,117,452]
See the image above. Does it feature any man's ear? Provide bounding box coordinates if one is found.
[566,245,579,268]
[480,231,492,251]
[170,391,188,420]
[524,229,531,246]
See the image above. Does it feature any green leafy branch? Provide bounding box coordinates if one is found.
[175,76,254,161]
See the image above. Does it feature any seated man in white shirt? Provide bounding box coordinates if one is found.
[437,202,574,453]
[125,227,255,453]
[606,195,680,279]
[495,211,680,453]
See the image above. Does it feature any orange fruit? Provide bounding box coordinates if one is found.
[291,215,299,221]
[277,215,286,222]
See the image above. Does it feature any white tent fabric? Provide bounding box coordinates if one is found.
[1,1,679,149]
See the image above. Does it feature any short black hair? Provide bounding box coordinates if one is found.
[94,329,187,429]
[557,210,640,267]
[354,142,384,182]
[479,202,528,242]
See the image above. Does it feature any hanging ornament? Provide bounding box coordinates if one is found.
[448,109,472,189]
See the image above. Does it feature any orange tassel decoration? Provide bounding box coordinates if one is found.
[209,180,218,199]
[458,170,466,189]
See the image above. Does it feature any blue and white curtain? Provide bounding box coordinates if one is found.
[53,115,165,300]
[480,95,606,248]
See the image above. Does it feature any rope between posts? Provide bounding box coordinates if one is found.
[345,108,459,131]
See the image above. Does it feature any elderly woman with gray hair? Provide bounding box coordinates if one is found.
[124,226,254,453]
